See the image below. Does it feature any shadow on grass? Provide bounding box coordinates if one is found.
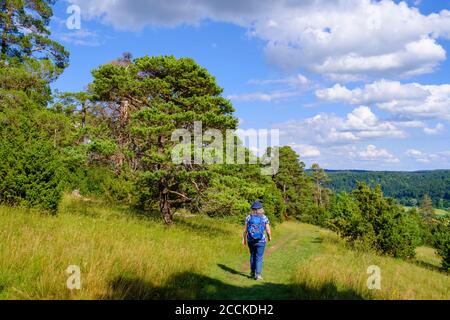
[124,206,162,222]
[102,272,366,300]
[310,237,323,244]
[413,260,445,273]
[292,282,367,300]
[217,264,252,279]
[174,219,233,238]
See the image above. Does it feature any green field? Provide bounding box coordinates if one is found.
[0,195,449,300]
[404,206,449,218]
[435,208,450,217]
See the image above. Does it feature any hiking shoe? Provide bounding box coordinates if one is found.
[250,272,255,279]
[255,275,263,281]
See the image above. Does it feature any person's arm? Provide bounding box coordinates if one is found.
[242,223,248,246]
[266,224,272,242]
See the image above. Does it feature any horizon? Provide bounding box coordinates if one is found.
[313,168,450,172]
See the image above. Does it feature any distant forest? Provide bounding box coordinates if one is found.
[324,170,450,209]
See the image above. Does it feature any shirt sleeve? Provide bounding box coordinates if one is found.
[264,216,270,225]
[245,215,250,224]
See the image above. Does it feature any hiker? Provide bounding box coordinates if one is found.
[242,201,272,280]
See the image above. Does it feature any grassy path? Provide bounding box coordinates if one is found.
[201,222,323,300]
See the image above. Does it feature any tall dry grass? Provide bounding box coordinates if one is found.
[0,195,242,300]
[291,230,450,300]
[1,195,449,300]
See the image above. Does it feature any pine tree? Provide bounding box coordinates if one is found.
[0,0,69,75]
[311,163,330,207]
[420,193,435,223]
[90,55,238,223]
[272,146,313,218]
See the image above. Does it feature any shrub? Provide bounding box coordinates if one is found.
[0,110,65,212]
[199,166,285,223]
[328,184,422,258]
[432,222,450,271]
[66,164,137,205]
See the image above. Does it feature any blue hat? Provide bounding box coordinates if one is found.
[251,201,263,210]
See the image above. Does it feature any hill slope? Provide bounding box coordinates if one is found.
[0,195,449,300]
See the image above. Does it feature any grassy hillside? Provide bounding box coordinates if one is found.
[0,195,449,300]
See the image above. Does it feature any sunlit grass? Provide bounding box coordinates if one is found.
[291,230,450,300]
[0,195,448,300]
[0,195,242,300]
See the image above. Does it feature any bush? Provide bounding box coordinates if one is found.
[65,164,137,205]
[432,222,450,271]
[328,184,422,258]
[0,110,65,212]
[198,164,285,223]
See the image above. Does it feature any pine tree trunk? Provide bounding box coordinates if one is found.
[118,99,130,145]
[160,188,172,224]
[316,181,322,206]
[81,101,87,129]
[81,101,90,144]
[112,99,130,171]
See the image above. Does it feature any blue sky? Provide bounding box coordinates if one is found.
[50,0,450,171]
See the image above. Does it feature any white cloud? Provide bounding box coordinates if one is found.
[289,144,321,158]
[229,73,312,103]
[316,80,450,121]
[67,0,450,80]
[351,145,400,163]
[276,106,405,146]
[227,90,299,102]
[423,123,446,135]
[405,149,449,163]
[56,29,103,46]
[253,1,450,80]
[248,74,310,87]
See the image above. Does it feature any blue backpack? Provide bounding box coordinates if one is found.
[247,215,265,241]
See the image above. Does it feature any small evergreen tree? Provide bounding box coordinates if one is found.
[311,163,330,207]
[272,146,313,219]
[419,193,435,224]
[432,222,450,272]
[329,183,421,258]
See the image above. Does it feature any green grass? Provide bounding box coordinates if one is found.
[0,195,449,300]
[435,208,449,217]
[404,206,449,217]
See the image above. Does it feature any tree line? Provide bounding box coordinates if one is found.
[325,170,450,209]
[0,1,448,271]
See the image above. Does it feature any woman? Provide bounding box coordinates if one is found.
[242,201,272,280]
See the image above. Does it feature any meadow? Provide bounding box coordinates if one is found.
[0,195,448,300]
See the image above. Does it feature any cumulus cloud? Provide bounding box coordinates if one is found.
[423,123,446,135]
[56,29,103,46]
[316,80,450,121]
[248,74,310,87]
[350,145,400,163]
[67,0,450,80]
[228,74,312,102]
[276,106,405,145]
[227,90,299,102]
[405,149,449,163]
[289,143,321,158]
